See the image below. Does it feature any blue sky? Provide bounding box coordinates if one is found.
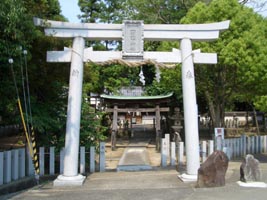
[58,0,266,23]
[58,0,81,22]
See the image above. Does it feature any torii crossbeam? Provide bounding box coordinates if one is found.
[34,18,230,185]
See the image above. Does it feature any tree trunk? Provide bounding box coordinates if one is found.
[205,91,216,128]
[205,91,225,129]
[252,105,260,135]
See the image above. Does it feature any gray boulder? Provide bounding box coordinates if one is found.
[196,150,229,188]
[240,154,261,182]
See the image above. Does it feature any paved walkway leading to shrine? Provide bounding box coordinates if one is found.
[117,139,152,171]
[2,162,267,200]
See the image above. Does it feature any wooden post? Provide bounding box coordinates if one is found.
[111,105,118,150]
[156,104,161,151]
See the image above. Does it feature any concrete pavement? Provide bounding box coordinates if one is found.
[2,162,267,200]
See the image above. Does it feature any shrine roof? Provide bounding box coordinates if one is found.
[100,93,173,100]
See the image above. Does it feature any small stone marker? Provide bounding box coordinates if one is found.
[99,142,105,172]
[90,146,95,173]
[196,150,229,188]
[161,138,167,167]
[240,154,261,182]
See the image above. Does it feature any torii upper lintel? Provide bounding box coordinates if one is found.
[34,17,229,41]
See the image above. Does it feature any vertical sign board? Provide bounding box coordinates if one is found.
[215,128,224,151]
[122,20,144,59]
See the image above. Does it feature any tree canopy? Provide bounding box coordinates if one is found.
[180,0,267,127]
[2,0,267,148]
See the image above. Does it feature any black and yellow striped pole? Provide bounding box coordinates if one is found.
[9,58,40,178]
[30,126,40,174]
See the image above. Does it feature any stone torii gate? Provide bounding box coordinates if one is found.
[34,18,230,185]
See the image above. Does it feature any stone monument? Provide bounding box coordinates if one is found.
[196,150,229,188]
[240,154,261,182]
[238,154,267,188]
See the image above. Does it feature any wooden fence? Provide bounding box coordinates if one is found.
[0,125,20,137]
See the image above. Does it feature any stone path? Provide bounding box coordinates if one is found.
[3,165,267,200]
[117,139,152,171]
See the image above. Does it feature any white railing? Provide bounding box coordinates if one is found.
[0,142,105,186]
[161,134,267,167]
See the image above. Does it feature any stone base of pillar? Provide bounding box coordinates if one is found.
[237,181,267,188]
[53,174,86,186]
[177,173,197,182]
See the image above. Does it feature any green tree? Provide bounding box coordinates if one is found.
[0,0,70,147]
[126,0,211,24]
[180,0,267,128]
[80,92,107,149]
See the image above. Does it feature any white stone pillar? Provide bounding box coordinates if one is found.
[49,147,55,175]
[0,152,3,185]
[4,151,11,184]
[260,136,264,153]
[165,133,170,162]
[26,147,34,176]
[99,142,105,172]
[251,136,255,154]
[19,148,25,178]
[80,146,85,174]
[241,134,246,156]
[264,136,267,153]
[39,147,45,176]
[201,141,207,163]
[208,140,214,156]
[247,136,251,154]
[90,146,95,173]
[178,141,184,165]
[54,37,86,186]
[170,142,176,166]
[161,138,167,167]
[180,38,200,176]
[60,148,64,174]
[11,149,19,181]
[237,138,240,158]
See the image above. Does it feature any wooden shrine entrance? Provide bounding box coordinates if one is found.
[101,93,172,150]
